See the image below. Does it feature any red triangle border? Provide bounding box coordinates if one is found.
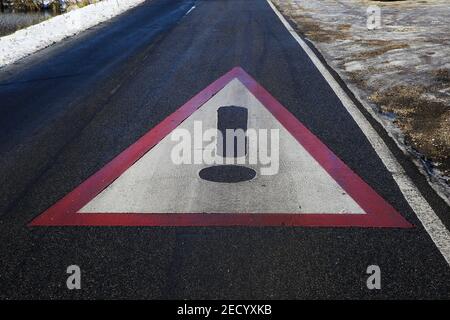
[29,67,412,228]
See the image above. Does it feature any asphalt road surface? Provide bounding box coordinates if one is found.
[0,0,450,299]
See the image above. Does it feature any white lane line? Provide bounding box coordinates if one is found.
[267,0,450,265]
[185,5,196,16]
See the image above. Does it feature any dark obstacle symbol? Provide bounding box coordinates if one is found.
[199,106,256,183]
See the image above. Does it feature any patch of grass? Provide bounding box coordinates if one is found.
[370,85,450,175]
[292,16,351,43]
[433,68,450,83]
[337,24,352,32]
[347,70,368,87]
[352,42,410,60]
[7,0,41,11]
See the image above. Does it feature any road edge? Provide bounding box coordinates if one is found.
[266,0,450,266]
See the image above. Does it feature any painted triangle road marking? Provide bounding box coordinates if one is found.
[30,67,412,227]
[80,78,364,215]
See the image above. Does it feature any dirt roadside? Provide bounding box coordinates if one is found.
[272,0,450,202]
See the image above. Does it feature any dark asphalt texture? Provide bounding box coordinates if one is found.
[0,0,449,299]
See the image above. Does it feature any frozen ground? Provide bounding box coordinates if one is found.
[273,0,450,201]
[0,0,146,68]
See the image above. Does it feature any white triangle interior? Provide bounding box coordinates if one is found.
[79,79,365,214]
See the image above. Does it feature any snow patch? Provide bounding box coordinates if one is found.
[0,0,146,68]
